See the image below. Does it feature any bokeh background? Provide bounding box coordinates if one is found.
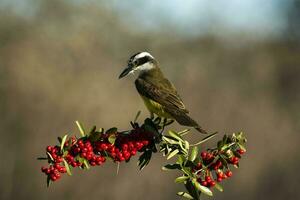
[0,0,299,199]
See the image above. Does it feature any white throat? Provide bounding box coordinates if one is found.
[137,62,155,71]
[129,62,155,76]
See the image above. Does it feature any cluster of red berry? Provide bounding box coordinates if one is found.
[40,129,154,183]
[93,131,151,162]
[194,148,246,188]
[41,146,68,181]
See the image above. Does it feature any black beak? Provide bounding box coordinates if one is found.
[119,65,133,79]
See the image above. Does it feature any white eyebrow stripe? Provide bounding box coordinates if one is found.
[134,52,154,60]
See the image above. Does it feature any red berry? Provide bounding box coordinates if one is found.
[87,146,93,152]
[50,174,57,181]
[90,161,96,166]
[111,152,116,158]
[71,162,77,167]
[217,172,223,178]
[117,152,123,158]
[46,169,51,174]
[41,167,47,173]
[131,150,137,156]
[128,142,134,150]
[201,181,208,186]
[119,157,125,162]
[100,143,108,151]
[85,141,91,147]
[196,162,202,170]
[238,149,246,154]
[226,171,233,177]
[217,177,222,182]
[201,152,207,159]
[124,152,131,160]
[56,157,63,163]
[122,144,128,151]
[96,160,103,165]
[86,154,92,160]
[59,166,66,173]
[209,181,216,187]
[49,166,54,171]
[142,140,149,146]
[206,153,213,160]
[46,146,52,152]
[205,176,212,182]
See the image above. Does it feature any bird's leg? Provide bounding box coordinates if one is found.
[165,119,174,126]
[160,118,168,134]
[150,112,154,120]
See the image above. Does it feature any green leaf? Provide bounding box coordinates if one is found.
[219,155,228,168]
[184,140,190,151]
[178,129,190,136]
[177,155,185,165]
[106,127,118,134]
[89,126,97,135]
[175,176,190,183]
[143,118,161,140]
[162,136,179,144]
[134,110,141,123]
[138,150,152,170]
[215,183,223,192]
[232,150,242,158]
[46,152,54,161]
[83,159,90,169]
[220,144,229,151]
[182,167,193,177]
[47,176,51,187]
[189,146,198,162]
[177,192,194,199]
[192,178,213,196]
[168,130,184,142]
[63,159,72,175]
[89,131,102,142]
[76,155,85,163]
[217,140,223,150]
[162,164,181,171]
[167,149,179,160]
[185,180,200,200]
[238,143,246,151]
[179,141,188,154]
[37,157,48,160]
[190,132,218,146]
[60,134,68,151]
[108,134,116,144]
[236,132,244,140]
[75,121,85,137]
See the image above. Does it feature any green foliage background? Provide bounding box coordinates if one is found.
[0,1,299,200]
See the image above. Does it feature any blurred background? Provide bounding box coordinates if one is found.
[0,0,299,199]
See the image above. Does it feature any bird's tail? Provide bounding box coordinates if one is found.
[171,111,208,134]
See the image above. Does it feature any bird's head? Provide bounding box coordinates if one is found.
[119,52,156,79]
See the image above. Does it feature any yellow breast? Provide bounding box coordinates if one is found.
[140,95,173,119]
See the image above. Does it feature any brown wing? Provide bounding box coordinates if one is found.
[135,77,208,133]
[135,78,188,113]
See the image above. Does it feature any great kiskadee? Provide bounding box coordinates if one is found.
[119,52,207,134]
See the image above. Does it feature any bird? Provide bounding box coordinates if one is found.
[119,52,207,134]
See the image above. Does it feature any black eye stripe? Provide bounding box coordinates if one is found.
[136,56,151,66]
[128,52,142,64]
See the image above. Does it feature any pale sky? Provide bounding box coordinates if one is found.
[0,0,291,38]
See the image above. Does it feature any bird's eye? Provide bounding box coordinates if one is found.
[134,61,138,65]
